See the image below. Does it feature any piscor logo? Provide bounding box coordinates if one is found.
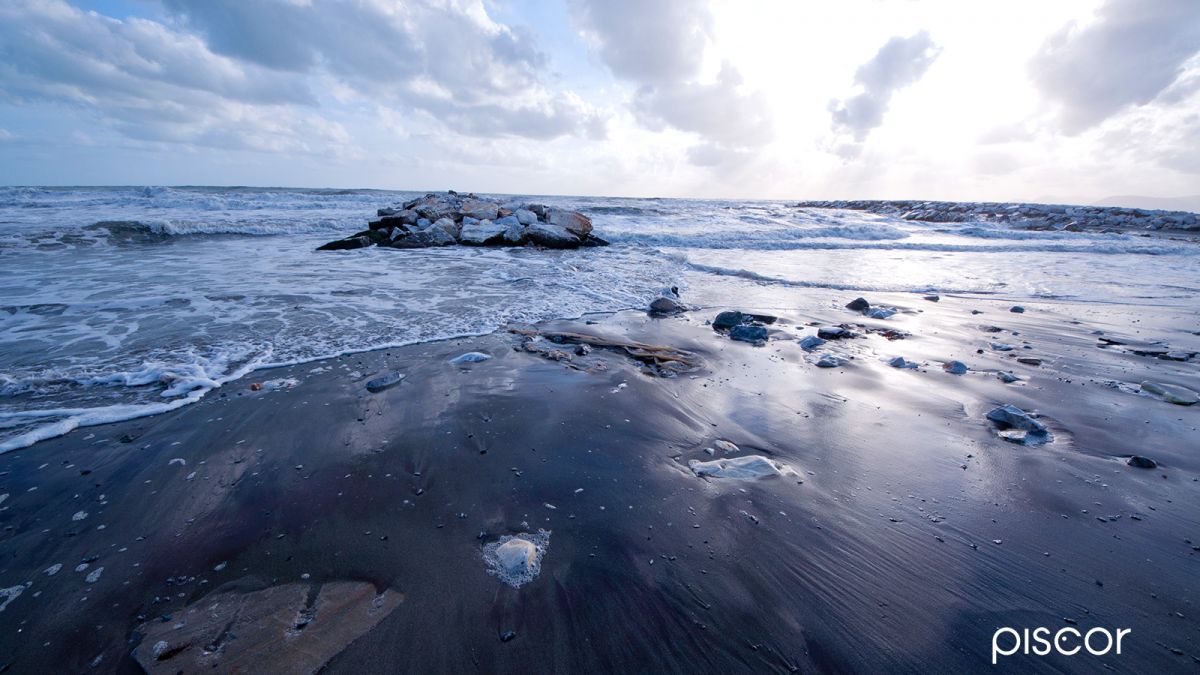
[992,627,1131,665]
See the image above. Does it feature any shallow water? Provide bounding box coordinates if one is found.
[1,186,1197,451]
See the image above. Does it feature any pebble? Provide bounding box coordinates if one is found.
[365,372,405,393]
[799,335,826,351]
[1127,456,1158,469]
[449,352,491,364]
[942,361,968,375]
[816,354,842,368]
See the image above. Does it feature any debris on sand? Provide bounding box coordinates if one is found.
[365,372,405,393]
[511,326,701,377]
[449,352,492,365]
[1141,381,1199,406]
[483,530,550,588]
[688,455,791,480]
[986,404,1053,445]
[133,582,401,673]
[648,296,686,316]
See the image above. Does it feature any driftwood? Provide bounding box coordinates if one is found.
[509,327,702,376]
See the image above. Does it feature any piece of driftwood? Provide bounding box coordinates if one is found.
[510,327,702,376]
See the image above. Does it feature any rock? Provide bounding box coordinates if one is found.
[459,219,508,245]
[502,220,527,244]
[867,307,896,319]
[846,297,870,312]
[799,335,826,350]
[817,327,852,340]
[1016,357,1042,366]
[390,229,454,248]
[1141,381,1199,405]
[729,325,768,344]
[450,352,491,364]
[688,455,790,480]
[317,235,372,251]
[1127,455,1157,469]
[514,209,538,226]
[133,582,401,674]
[525,221,582,248]
[649,297,684,315]
[365,372,404,392]
[712,311,745,330]
[923,294,940,302]
[986,404,1053,445]
[942,360,968,374]
[459,198,499,221]
[494,538,537,574]
[547,209,593,237]
[816,354,842,368]
[1010,306,1026,313]
[428,217,460,239]
[997,371,1021,383]
[888,356,918,369]
[713,440,739,453]
[990,342,1014,351]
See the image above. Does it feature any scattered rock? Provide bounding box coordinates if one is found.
[526,221,583,248]
[450,352,491,364]
[990,342,1014,351]
[986,404,1053,445]
[1010,306,1026,313]
[997,371,1021,383]
[712,311,745,330]
[1127,456,1157,469]
[713,440,739,453]
[923,294,940,302]
[688,455,790,480]
[817,326,853,340]
[816,354,842,368]
[799,335,826,350]
[867,307,896,319]
[846,297,870,312]
[459,218,507,245]
[888,356,918,369]
[1141,381,1199,405]
[365,372,405,393]
[729,325,768,344]
[942,361,968,375]
[1017,357,1042,366]
[648,297,685,316]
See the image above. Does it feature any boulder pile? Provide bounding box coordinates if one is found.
[319,191,608,251]
[795,199,1200,233]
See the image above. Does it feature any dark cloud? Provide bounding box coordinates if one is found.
[829,31,939,141]
[1030,0,1200,134]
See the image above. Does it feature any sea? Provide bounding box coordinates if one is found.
[2,185,1197,452]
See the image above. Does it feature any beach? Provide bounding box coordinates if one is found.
[1,271,1198,671]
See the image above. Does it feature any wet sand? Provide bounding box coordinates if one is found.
[0,292,1198,673]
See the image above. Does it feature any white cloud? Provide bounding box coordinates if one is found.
[829,31,940,142]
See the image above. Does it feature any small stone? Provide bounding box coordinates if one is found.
[816,354,842,368]
[1017,357,1042,366]
[499,630,517,643]
[997,371,1020,383]
[649,297,684,315]
[846,297,870,312]
[923,294,940,302]
[1010,306,1025,313]
[449,352,491,364]
[712,311,745,330]
[799,335,826,350]
[729,325,768,344]
[817,327,851,340]
[365,372,405,393]
[1127,456,1157,469]
[942,361,968,375]
[888,356,918,369]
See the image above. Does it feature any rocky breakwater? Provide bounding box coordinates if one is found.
[318,191,608,251]
[794,199,1200,234]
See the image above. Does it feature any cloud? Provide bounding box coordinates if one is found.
[572,0,770,165]
[829,31,940,142]
[0,0,601,155]
[1030,0,1200,134]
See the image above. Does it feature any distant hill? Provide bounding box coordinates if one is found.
[1096,195,1200,213]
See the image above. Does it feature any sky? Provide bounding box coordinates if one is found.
[0,0,1198,202]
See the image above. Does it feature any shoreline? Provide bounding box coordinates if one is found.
[0,290,1197,672]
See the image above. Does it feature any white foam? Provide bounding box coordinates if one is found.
[688,455,792,480]
[482,530,550,588]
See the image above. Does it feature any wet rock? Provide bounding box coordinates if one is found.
[816,354,842,368]
[514,208,538,226]
[846,297,870,312]
[799,335,826,350]
[888,356,918,369]
[712,311,745,330]
[867,307,896,319]
[649,297,685,316]
[1017,357,1042,366]
[923,294,940,302]
[459,198,499,221]
[317,235,372,251]
[459,218,507,245]
[986,404,1052,445]
[817,326,853,340]
[729,325,768,344]
[502,218,527,244]
[990,342,1014,351]
[483,530,549,588]
[1141,381,1199,405]
[688,455,790,479]
[450,352,491,364]
[997,371,1021,383]
[942,360,968,375]
[1127,455,1157,469]
[1010,306,1026,313]
[546,209,593,237]
[365,372,405,393]
[428,217,460,239]
[526,221,583,248]
[389,228,454,248]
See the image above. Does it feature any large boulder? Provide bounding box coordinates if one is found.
[514,209,538,226]
[460,198,499,221]
[547,209,593,237]
[317,235,373,251]
[428,217,460,239]
[459,218,508,245]
[525,221,582,248]
[390,228,455,248]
